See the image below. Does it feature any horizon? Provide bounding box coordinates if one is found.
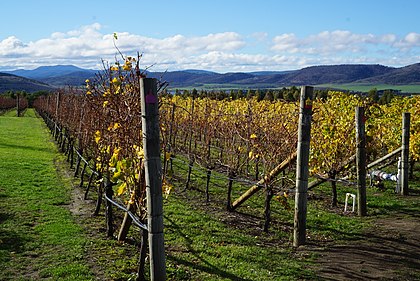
[3,62,417,75]
[1,0,419,72]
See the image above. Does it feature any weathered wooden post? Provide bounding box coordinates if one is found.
[401,112,410,195]
[206,168,211,202]
[55,92,61,137]
[293,86,313,247]
[356,106,367,216]
[140,78,166,280]
[105,176,114,237]
[55,92,60,120]
[16,93,20,117]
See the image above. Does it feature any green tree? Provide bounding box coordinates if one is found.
[368,88,379,102]
[274,90,283,100]
[264,90,274,101]
[246,89,254,99]
[237,89,244,99]
[191,88,198,99]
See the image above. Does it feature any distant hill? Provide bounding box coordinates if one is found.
[5,65,97,87]
[148,63,419,88]
[2,63,419,92]
[0,72,54,93]
[355,63,420,84]
[278,64,393,85]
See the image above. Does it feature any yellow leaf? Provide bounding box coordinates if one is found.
[250,133,257,139]
[117,182,127,196]
[165,152,172,161]
[94,130,101,144]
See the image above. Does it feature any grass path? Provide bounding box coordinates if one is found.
[0,109,94,280]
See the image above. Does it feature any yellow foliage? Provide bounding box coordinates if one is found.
[116,182,127,196]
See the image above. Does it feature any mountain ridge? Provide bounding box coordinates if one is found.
[0,72,54,93]
[1,63,419,93]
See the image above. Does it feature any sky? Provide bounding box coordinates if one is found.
[0,0,419,72]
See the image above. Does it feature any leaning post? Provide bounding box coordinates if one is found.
[293,86,313,247]
[401,112,410,195]
[140,77,166,280]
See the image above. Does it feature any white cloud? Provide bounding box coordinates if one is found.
[271,30,419,56]
[0,24,418,72]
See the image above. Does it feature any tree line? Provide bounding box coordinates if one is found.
[162,86,400,104]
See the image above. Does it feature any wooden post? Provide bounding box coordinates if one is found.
[169,103,176,149]
[118,203,134,241]
[263,184,273,233]
[105,177,114,237]
[367,147,401,170]
[140,78,166,280]
[293,86,313,247]
[79,162,87,188]
[55,92,60,121]
[137,228,149,281]
[206,168,211,202]
[74,154,82,177]
[401,112,410,195]
[356,107,367,216]
[94,175,103,216]
[16,93,20,117]
[227,171,235,211]
[329,170,338,207]
[185,161,193,190]
[84,172,95,200]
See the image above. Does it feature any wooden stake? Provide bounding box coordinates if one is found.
[356,107,367,216]
[293,86,313,247]
[401,112,410,195]
[16,93,20,117]
[140,78,166,280]
[230,151,297,210]
[118,203,134,241]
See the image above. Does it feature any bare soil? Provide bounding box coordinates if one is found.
[305,215,420,280]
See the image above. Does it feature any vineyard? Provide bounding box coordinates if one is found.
[0,94,28,115]
[32,76,420,214]
[1,59,420,280]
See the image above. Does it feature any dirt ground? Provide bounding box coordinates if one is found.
[304,215,420,280]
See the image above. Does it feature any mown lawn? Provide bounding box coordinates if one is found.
[0,109,94,280]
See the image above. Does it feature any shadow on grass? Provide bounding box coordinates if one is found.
[165,215,253,281]
[0,212,28,261]
[0,142,52,154]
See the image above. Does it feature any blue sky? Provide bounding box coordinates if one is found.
[0,0,419,72]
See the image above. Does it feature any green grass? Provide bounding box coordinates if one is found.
[163,154,420,280]
[0,109,93,280]
[164,195,315,280]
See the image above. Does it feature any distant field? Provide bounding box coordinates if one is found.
[316,83,420,93]
[168,83,420,93]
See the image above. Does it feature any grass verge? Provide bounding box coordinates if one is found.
[0,109,93,280]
